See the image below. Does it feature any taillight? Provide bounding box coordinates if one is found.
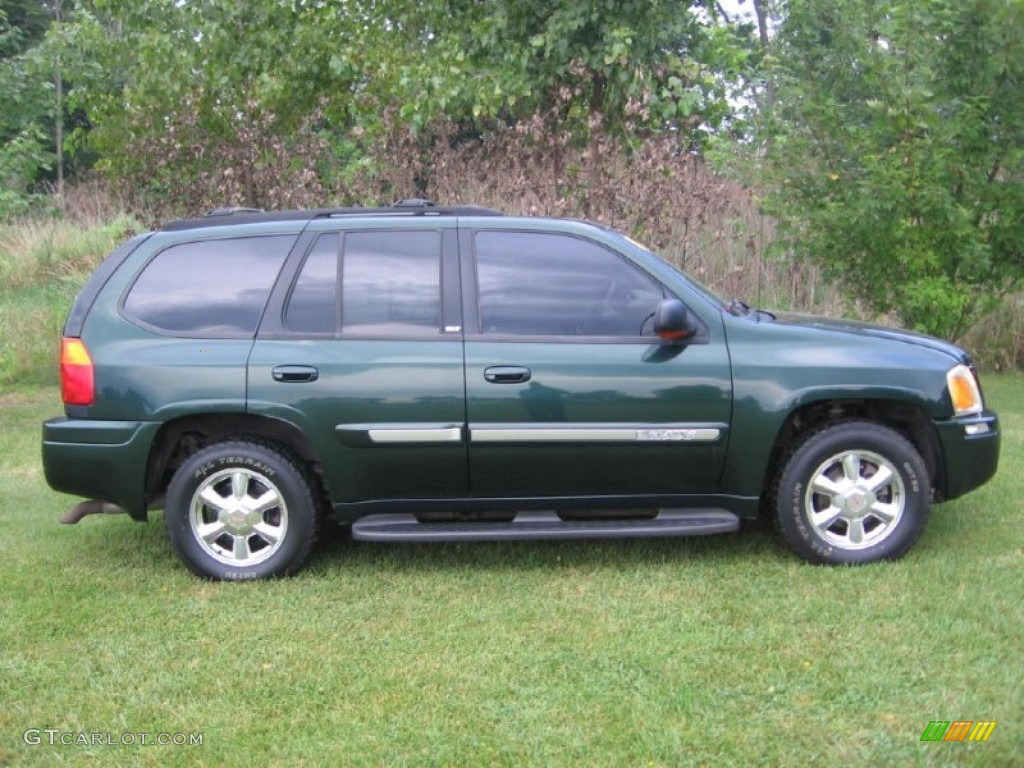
[60,337,95,406]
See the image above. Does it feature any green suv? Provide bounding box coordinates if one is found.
[42,202,1000,579]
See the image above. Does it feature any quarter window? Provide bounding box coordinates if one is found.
[474,231,665,337]
[123,235,293,336]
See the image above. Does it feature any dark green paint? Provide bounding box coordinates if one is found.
[465,339,731,496]
[247,339,468,502]
[41,211,1000,527]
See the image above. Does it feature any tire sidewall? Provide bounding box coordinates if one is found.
[777,423,930,565]
[165,442,316,580]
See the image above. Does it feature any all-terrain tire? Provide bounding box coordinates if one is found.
[776,422,930,565]
[165,440,318,580]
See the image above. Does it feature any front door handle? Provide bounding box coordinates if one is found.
[484,366,532,384]
[272,365,320,383]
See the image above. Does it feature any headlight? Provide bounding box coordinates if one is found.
[947,364,983,417]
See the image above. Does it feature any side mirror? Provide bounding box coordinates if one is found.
[654,298,697,341]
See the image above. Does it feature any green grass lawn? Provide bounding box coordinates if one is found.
[2,378,1021,767]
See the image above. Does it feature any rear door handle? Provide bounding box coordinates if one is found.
[483,366,532,384]
[272,365,319,383]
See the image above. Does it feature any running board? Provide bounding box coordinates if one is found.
[351,509,739,543]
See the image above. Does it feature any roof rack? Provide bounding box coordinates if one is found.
[162,200,503,231]
[393,198,435,208]
[204,206,265,217]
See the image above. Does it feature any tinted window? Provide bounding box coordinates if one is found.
[124,235,293,335]
[341,230,441,336]
[475,232,665,337]
[285,234,339,333]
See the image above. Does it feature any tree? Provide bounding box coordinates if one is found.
[0,0,49,56]
[754,0,1024,340]
[0,0,99,214]
[77,0,399,209]
[385,0,738,137]
[1,2,52,215]
[69,0,749,212]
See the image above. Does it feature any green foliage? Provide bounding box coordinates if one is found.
[385,0,742,139]
[0,0,50,56]
[754,0,1024,341]
[1,1,104,211]
[77,0,379,208]
[68,0,748,212]
[0,127,51,217]
[0,4,52,211]
[4,0,1020,360]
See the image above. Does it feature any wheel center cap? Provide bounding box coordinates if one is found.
[845,490,871,516]
[224,507,252,532]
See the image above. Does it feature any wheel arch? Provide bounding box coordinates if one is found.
[144,413,329,511]
[761,397,945,516]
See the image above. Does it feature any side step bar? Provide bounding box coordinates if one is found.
[351,509,739,543]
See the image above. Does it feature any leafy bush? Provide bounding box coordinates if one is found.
[750,0,1024,342]
[0,128,51,220]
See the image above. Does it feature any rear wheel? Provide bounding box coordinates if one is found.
[776,422,930,564]
[165,441,318,580]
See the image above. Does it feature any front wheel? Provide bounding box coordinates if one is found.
[776,422,930,565]
[165,441,318,580]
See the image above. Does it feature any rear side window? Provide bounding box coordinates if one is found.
[285,234,339,333]
[340,230,442,336]
[123,235,293,336]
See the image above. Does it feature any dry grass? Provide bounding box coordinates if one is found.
[0,209,138,293]
[960,295,1024,371]
[0,189,142,386]
[407,124,842,315]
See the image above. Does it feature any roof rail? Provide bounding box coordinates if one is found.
[393,198,436,208]
[203,206,265,217]
[322,204,502,218]
[162,203,503,231]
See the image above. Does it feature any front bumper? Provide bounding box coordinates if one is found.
[934,410,1000,501]
[42,418,162,521]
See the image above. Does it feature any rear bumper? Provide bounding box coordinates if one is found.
[934,411,1000,501]
[42,418,161,521]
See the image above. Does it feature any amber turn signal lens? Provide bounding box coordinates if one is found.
[947,364,982,417]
